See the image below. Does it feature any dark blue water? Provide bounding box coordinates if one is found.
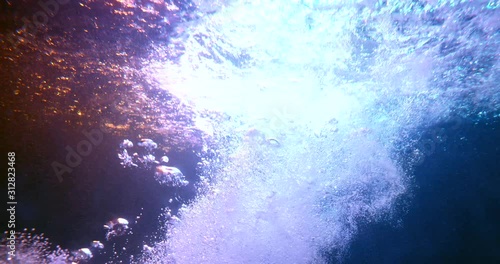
[339,117,500,263]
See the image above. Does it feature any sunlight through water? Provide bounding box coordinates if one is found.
[137,0,498,263]
[2,0,498,263]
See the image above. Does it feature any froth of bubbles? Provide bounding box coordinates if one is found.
[1,231,70,263]
[138,0,500,262]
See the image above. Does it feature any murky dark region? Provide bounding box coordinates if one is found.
[0,0,499,263]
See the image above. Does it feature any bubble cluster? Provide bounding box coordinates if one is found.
[91,240,104,249]
[118,139,160,168]
[118,139,189,187]
[0,230,70,263]
[104,217,130,241]
[118,149,139,168]
[66,218,126,262]
[137,138,158,151]
[72,247,93,261]
[120,139,134,149]
[155,165,189,187]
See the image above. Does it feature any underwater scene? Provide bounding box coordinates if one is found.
[0,0,499,263]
